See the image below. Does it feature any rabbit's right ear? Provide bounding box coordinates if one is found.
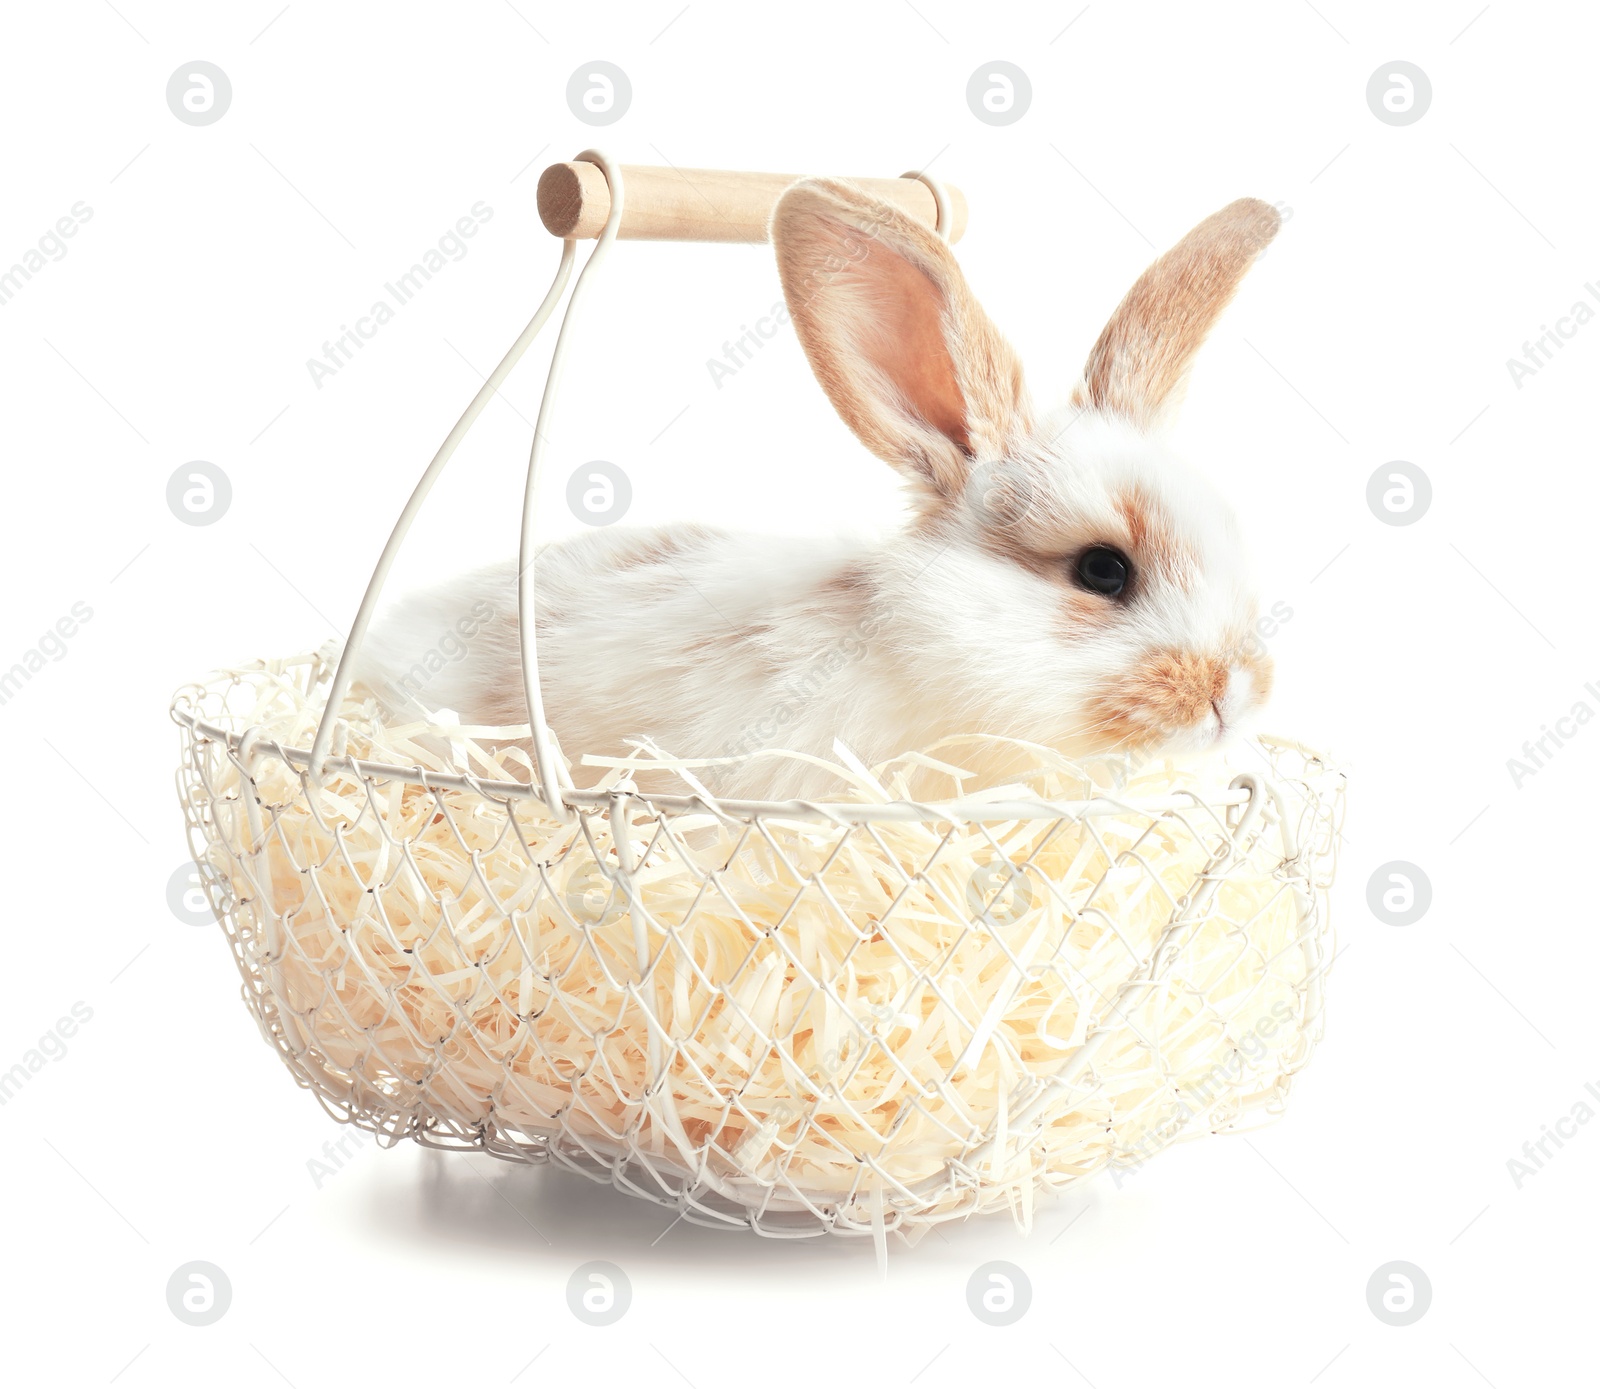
[772,179,1030,510]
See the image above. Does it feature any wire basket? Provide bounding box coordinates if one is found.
[171,153,1344,1243]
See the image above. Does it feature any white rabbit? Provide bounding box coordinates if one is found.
[353,178,1281,800]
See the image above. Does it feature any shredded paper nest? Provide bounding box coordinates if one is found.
[172,653,1342,1240]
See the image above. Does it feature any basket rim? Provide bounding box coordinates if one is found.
[172,694,1338,827]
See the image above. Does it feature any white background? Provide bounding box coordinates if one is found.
[1,1,1595,1385]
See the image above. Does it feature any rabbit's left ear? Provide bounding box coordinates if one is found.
[1076,198,1280,431]
[772,178,1030,509]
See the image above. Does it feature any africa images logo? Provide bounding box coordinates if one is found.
[305,203,495,387]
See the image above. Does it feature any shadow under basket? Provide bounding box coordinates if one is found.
[172,653,1344,1242]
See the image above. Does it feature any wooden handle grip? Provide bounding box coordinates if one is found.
[536,163,968,244]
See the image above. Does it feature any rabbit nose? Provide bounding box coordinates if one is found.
[1086,646,1273,753]
[1087,648,1227,749]
[1141,649,1231,730]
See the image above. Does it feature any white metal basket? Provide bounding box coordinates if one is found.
[171,153,1344,1244]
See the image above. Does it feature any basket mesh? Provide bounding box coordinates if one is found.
[172,654,1342,1239]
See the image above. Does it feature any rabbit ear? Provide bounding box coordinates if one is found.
[1076,198,1280,431]
[772,178,1030,508]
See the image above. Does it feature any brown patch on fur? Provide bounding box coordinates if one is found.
[475,676,531,730]
[939,471,1081,584]
[772,178,1032,510]
[608,524,716,572]
[820,561,874,600]
[1115,488,1198,589]
[1115,490,1150,552]
[1055,587,1121,641]
[813,562,881,627]
[1003,545,1066,583]
[961,512,1123,606]
[1077,199,1280,430]
[1087,647,1232,749]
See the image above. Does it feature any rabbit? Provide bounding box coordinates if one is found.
[351,178,1282,802]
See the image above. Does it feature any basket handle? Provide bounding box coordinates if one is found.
[538,162,966,243]
[310,152,958,817]
[304,155,606,796]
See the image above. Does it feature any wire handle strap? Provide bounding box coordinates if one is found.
[310,155,958,821]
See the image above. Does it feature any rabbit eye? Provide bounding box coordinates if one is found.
[1075,546,1130,598]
